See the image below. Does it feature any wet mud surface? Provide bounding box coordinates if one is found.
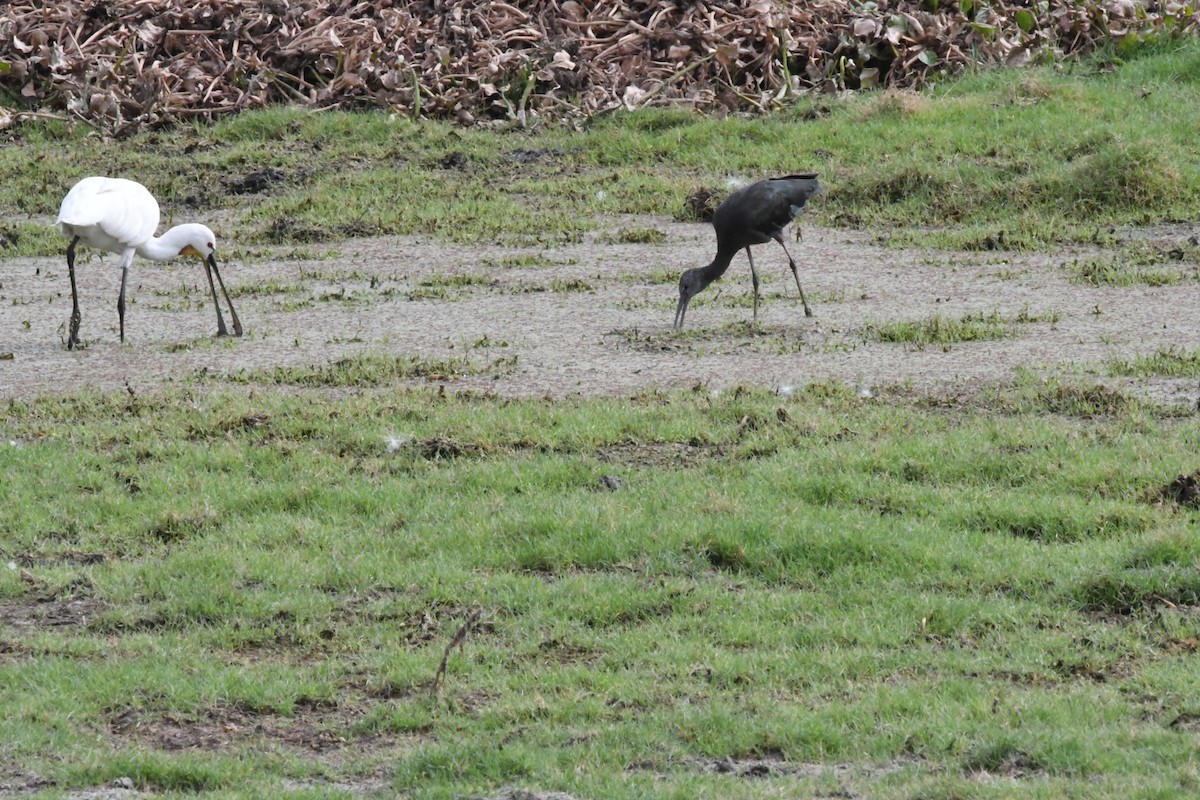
[3,218,1200,404]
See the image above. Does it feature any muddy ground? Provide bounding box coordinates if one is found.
[3,217,1200,404]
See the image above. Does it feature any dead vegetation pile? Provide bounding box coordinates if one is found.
[1,1,1197,134]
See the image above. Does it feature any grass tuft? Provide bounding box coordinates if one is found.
[691,535,748,571]
[598,226,668,245]
[1108,346,1200,377]
[149,509,218,544]
[225,354,478,386]
[986,375,1145,418]
[864,312,1011,348]
[1056,138,1184,218]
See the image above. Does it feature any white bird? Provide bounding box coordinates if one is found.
[55,176,243,350]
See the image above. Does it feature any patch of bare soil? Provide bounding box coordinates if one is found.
[91,699,410,797]
[595,441,718,469]
[0,595,107,631]
[105,699,394,757]
[475,790,584,800]
[1156,471,1200,508]
[631,753,920,783]
[64,778,149,800]
[4,219,1200,405]
[0,771,56,796]
[1169,712,1200,732]
[966,751,1049,781]
[100,698,415,795]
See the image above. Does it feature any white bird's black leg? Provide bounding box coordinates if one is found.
[745,247,761,322]
[774,235,813,318]
[117,264,129,342]
[66,236,82,350]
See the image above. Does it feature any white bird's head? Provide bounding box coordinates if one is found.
[173,223,218,262]
[164,222,242,338]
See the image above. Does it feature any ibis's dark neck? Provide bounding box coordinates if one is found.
[698,242,739,285]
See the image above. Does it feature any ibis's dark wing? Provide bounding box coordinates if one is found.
[769,175,822,207]
[712,174,822,244]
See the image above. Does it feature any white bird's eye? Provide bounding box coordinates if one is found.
[207,242,214,249]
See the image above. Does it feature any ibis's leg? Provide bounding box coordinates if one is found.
[201,257,230,337]
[117,262,129,342]
[746,247,761,322]
[66,236,82,350]
[206,255,242,337]
[774,236,813,318]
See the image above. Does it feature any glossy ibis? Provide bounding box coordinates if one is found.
[674,174,821,329]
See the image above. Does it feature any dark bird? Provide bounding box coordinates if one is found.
[674,174,821,330]
[56,176,243,350]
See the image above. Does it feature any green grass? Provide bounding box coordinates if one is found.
[1108,347,1200,377]
[221,353,485,386]
[864,311,1014,348]
[597,226,668,245]
[548,277,593,293]
[480,253,566,268]
[407,273,499,301]
[4,379,1200,797]
[1070,260,1191,287]
[5,39,1200,256]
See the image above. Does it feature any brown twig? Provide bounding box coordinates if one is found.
[431,607,483,695]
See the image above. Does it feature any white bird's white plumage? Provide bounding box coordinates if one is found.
[55,176,242,349]
[57,176,160,256]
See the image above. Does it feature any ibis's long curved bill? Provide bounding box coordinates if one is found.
[673,293,689,330]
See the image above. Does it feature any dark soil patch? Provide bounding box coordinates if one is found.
[475,790,583,800]
[106,700,375,755]
[414,436,483,460]
[965,750,1048,780]
[0,770,56,796]
[1169,712,1200,732]
[225,167,288,195]
[9,551,108,567]
[595,441,718,470]
[702,754,793,778]
[680,186,720,223]
[507,148,563,165]
[0,595,109,631]
[1157,471,1200,508]
[1161,636,1200,655]
[265,216,332,243]
[630,754,919,781]
[536,636,600,665]
[1051,655,1132,683]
